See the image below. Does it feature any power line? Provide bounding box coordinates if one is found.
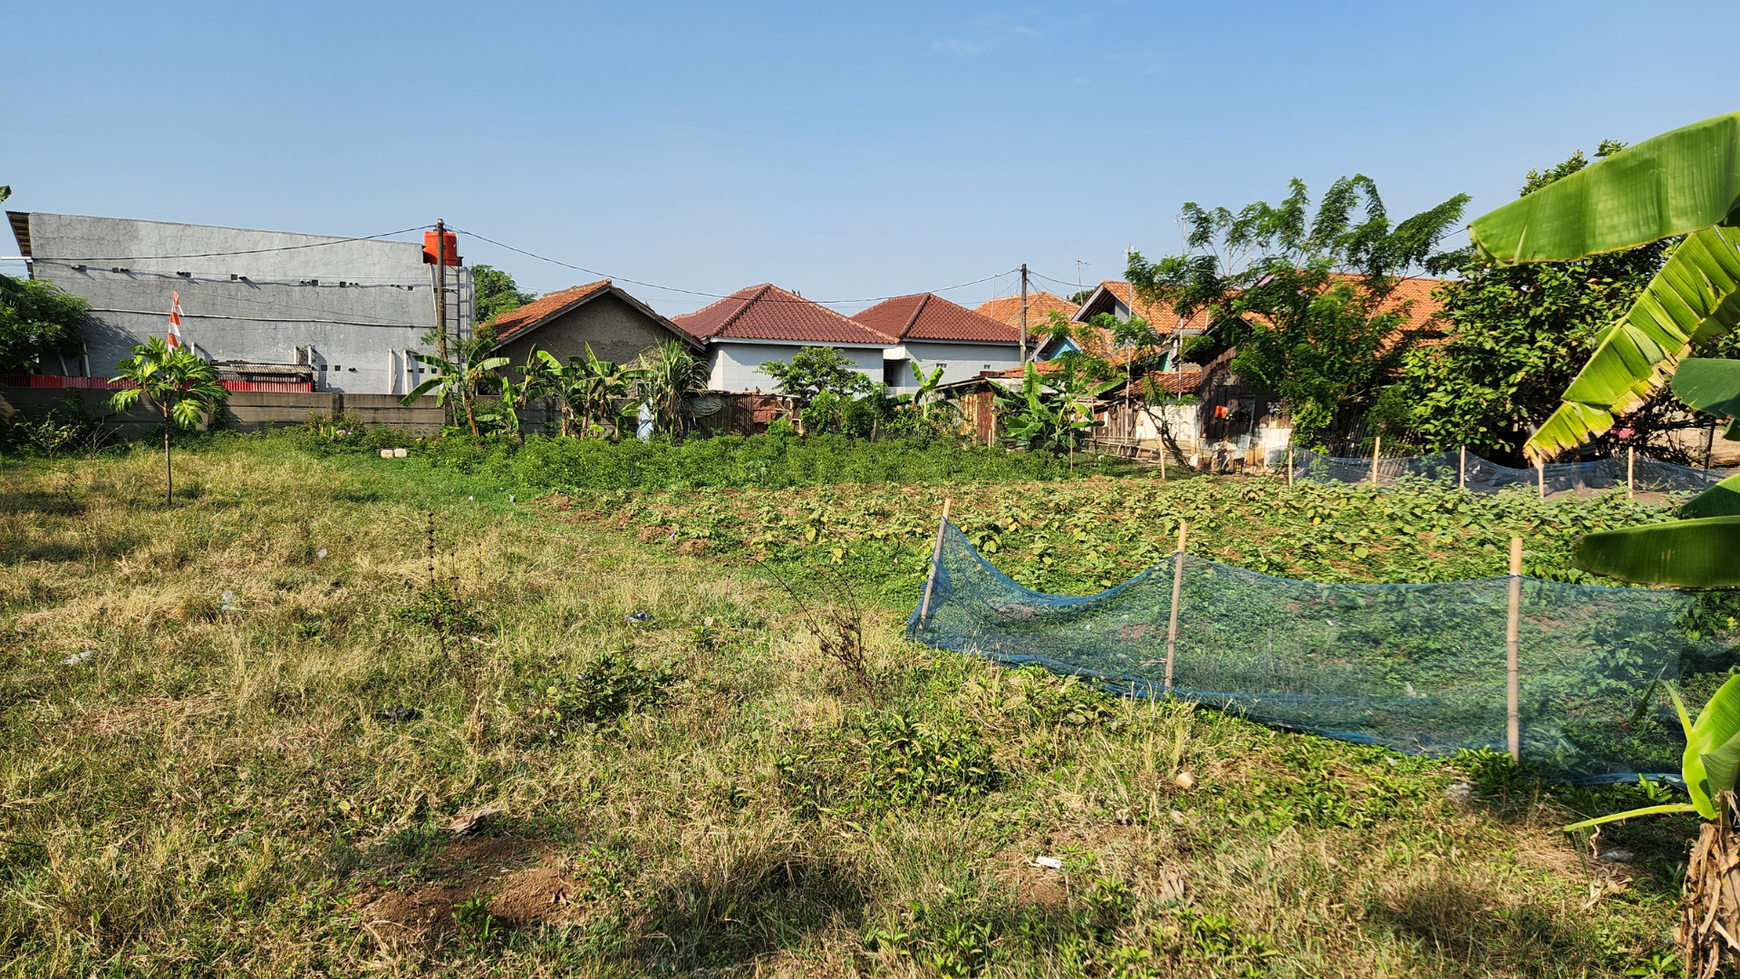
[453,226,1018,307]
[25,224,433,263]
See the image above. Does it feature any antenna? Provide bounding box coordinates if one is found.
[1074,257,1088,289]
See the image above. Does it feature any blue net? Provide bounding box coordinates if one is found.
[1291,447,1733,495]
[908,521,1728,781]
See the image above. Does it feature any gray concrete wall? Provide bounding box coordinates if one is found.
[708,341,883,393]
[493,292,683,368]
[19,212,472,395]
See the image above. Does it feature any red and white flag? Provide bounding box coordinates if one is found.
[168,291,184,348]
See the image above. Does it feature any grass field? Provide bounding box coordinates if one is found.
[0,435,1716,977]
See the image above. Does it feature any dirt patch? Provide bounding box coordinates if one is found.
[676,539,710,556]
[355,839,589,946]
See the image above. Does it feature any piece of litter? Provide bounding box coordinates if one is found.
[1034,856,1063,870]
[376,707,421,723]
[222,590,235,603]
[379,449,393,459]
[468,496,474,501]
[64,650,95,666]
[1383,755,1400,767]
[1169,810,1186,825]
[1598,849,1634,864]
[393,447,408,458]
[1444,781,1474,803]
[448,807,502,837]
[628,611,653,624]
[703,617,714,627]
[508,495,515,503]
[1173,771,1197,790]
[316,549,328,559]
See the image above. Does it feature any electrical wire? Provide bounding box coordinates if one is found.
[454,226,1017,307]
[27,224,434,263]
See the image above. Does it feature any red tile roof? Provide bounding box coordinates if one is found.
[1072,281,1213,347]
[670,283,896,345]
[488,279,611,343]
[973,291,1080,329]
[853,293,1019,344]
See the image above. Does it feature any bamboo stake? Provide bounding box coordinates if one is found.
[1459,445,1466,491]
[1370,435,1381,486]
[1286,444,1294,487]
[919,498,953,624]
[1507,537,1523,762]
[1164,522,1189,693]
[1628,446,1635,500]
[1536,460,1545,499]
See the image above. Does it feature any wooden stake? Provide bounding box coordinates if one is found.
[1159,441,1168,480]
[1164,522,1189,693]
[1507,537,1523,762]
[919,498,953,624]
[1459,445,1466,491]
[1536,460,1545,499]
[1286,444,1294,487]
[1370,435,1381,486]
[1628,446,1635,500]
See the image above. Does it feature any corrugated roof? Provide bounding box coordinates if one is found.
[488,279,612,343]
[853,293,1019,343]
[670,283,896,345]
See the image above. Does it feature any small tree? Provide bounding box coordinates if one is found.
[634,340,708,435]
[760,347,872,434]
[109,336,228,505]
[0,274,88,374]
[472,264,537,326]
[401,339,509,436]
[537,345,636,437]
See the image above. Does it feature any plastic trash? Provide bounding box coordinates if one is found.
[64,650,95,666]
[628,611,653,624]
[393,447,408,458]
[1173,771,1197,790]
[220,590,239,611]
[376,707,421,722]
[1444,782,1474,803]
[1599,849,1634,864]
[1034,856,1063,870]
[379,449,393,459]
[508,495,515,503]
[316,549,328,559]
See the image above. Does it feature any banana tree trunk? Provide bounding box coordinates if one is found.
[1681,796,1740,978]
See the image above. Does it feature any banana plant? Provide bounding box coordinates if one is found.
[1566,676,1740,830]
[898,362,956,429]
[401,349,509,436]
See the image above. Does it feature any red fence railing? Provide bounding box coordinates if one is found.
[0,375,314,393]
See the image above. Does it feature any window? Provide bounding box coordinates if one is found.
[884,358,909,386]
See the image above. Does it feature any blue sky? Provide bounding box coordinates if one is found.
[6,1,1737,316]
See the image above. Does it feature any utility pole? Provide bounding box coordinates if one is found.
[435,218,448,361]
[1019,263,1030,364]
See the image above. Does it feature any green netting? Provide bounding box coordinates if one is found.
[908,521,1724,781]
[1292,447,1732,495]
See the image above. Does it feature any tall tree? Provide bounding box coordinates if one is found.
[109,336,228,505]
[1381,142,1672,459]
[0,275,88,374]
[472,264,537,326]
[1127,176,1469,447]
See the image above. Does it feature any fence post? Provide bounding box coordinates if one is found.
[1507,537,1522,762]
[1286,445,1294,487]
[919,498,953,625]
[1459,445,1466,491]
[1370,435,1381,486]
[1628,447,1635,500]
[1536,460,1545,499]
[1164,521,1189,694]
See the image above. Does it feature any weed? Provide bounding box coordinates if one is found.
[524,649,679,736]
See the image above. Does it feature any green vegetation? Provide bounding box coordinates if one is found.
[0,436,1713,976]
[107,336,228,505]
[0,274,88,375]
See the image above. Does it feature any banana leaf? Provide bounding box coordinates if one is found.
[1524,228,1740,459]
[1471,111,1740,265]
[1673,357,1740,418]
[1682,474,1740,519]
[1572,515,1740,588]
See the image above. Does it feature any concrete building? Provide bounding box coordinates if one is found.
[851,293,1021,393]
[7,212,471,394]
[487,278,700,368]
[670,283,894,392]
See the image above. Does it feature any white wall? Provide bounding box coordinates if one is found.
[708,341,883,393]
[894,341,1020,392]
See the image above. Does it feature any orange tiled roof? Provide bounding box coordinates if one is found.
[973,291,1080,329]
[670,284,896,345]
[854,293,1019,344]
[488,279,611,343]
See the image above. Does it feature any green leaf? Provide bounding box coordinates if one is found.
[401,378,444,406]
[1672,357,1740,419]
[1682,473,1740,519]
[1701,727,1740,800]
[1471,111,1740,265]
[1524,227,1740,459]
[1683,675,1740,818]
[1573,515,1740,589]
[1563,802,1699,832]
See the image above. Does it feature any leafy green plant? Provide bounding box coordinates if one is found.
[634,340,708,436]
[401,347,509,437]
[996,360,1120,457]
[0,273,87,375]
[527,649,678,735]
[109,335,229,505]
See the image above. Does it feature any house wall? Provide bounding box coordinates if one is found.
[894,341,1020,393]
[493,292,686,368]
[19,212,470,395]
[707,342,883,393]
